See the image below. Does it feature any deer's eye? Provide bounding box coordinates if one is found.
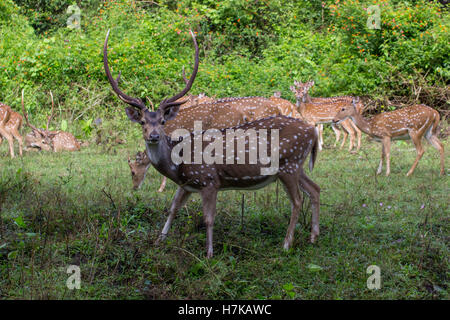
[341,108,345,111]
[132,172,135,176]
[160,119,166,125]
[139,120,145,125]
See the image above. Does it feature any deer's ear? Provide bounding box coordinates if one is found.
[163,105,180,121]
[125,107,142,123]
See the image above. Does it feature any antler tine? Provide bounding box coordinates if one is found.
[46,90,54,131]
[146,97,154,112]
[21,89,42,135]
[160,30,199,109]
[103,29,146,110]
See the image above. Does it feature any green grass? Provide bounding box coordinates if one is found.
[0,132,448,299]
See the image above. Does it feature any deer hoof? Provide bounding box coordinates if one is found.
[283,241,291,251]
[155,233,167,245]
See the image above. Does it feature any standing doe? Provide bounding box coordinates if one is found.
[333,98,444,176]
[0,102,23,158]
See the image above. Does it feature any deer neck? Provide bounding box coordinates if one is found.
[295,99,307,118]
[349,112,372,136]
[145,135,180,184]
[303,93,313,103]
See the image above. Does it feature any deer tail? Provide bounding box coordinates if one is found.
[309,127,319,172]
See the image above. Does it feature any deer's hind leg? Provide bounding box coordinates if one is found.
[200,187,218,258]
[424,125,445,176]
[0,127,14,158]
[406,130,425,176]
[279,173,303,250]
[381,137,392,176]
[317,124,324,150]
[298,170,320,243]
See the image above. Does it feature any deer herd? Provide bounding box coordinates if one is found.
[0,30,445,258]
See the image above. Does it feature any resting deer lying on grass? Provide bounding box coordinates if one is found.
[105,29,320,258]
[0,102,23,158]
[333,98,444,176]
[21,90,81,152]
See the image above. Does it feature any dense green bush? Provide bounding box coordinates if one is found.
[0,0,448,137]
[13,0,102,35]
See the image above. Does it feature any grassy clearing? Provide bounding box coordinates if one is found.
[0,133,448,299]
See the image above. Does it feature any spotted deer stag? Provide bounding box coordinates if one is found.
[129,96,281,192]
[21,90,81,152]
[0,102,23,158]
[333,98,444,176]
[290,82,362,152]
[104,29,320,258]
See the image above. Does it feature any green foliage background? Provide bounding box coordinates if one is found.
[0,0,448,138]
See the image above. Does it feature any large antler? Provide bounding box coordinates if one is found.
[159,30,199,110]
[103,30,146,110]
[21,89,44,136]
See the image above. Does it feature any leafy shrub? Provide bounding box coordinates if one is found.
[0,0,448,139]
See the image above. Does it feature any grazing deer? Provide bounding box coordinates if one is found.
[298,81,364,152]
[21,90,81,152]
[105,29,320,258]
[333,98,445,176]
[290,83,362,152]
[128,151,156,191]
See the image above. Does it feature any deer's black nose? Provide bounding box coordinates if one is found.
[149,133,160,142]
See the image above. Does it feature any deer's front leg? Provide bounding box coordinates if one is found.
[331,123,341,148]
[298,171,320,243]
[200,187,218,258]
[382,137,391,176]
[157,176,167,193]
[156,187,191,244]
[377,143,385,175]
